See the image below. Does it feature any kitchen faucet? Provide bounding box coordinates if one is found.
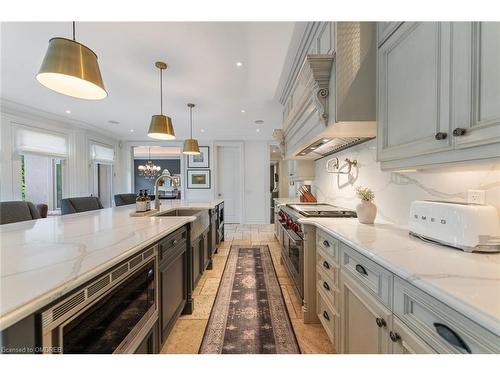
[154,174,179,210]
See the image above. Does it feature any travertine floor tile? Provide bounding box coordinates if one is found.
[178,294,216,319]
[290,319,336,354]
[200,277,221,295]
[161,319,208,354]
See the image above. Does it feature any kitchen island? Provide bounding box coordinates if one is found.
[0,199,223,353]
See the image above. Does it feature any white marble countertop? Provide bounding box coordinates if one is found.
[0,199,223,330]
[274,197,301,205]
[299,217,500,336]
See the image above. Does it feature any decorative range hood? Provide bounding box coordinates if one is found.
[275,22,377,160]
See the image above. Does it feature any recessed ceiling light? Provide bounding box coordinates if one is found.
[241,109,246,113]
[272,149,277,153]
[108,120,120,125]
[200,129,205,133]
[255,120,264,125]
[129,129,134,133]
[256,128,260,132]
[236,61,243,67]
[65,110,71,114]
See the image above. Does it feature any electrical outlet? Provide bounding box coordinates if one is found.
[467,189,486,205]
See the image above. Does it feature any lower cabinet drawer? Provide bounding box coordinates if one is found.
[393,277,500,353]
[317,268,339,311]
[317,290,339,348]
[391,316,436,354]
[317,230,340,264]
[341,243,392,308]
[317,247,340,285]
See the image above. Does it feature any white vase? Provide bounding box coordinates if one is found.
[356,200,377,224]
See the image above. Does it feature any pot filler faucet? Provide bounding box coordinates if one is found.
[154,174,179,210]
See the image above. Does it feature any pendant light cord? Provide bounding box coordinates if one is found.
[190,105,193,138]
[160,68,163,115]
[72,21,76,41]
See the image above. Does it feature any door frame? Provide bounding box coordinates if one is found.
[214,141,244,224]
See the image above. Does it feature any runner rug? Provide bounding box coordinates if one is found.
[199,245,300,354]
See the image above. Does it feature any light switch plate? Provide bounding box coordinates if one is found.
[467,189,486,205]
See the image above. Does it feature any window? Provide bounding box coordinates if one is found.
[15,126,68,213]
[19,153,65,211]
[90,142,115,208]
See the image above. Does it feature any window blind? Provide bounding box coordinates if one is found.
[91,143,115,163]
[16,127,68,157]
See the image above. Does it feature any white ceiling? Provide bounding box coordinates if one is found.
[1,22,295,141]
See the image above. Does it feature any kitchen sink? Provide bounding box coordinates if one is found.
[156,209,209,240]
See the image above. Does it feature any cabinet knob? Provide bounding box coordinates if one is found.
[323,311,330,321]
[323,281,330,291]
[435,132,447,140]
[389,331,401,342]
[375,317,387,327]
[453,128,467,136]
[322,260,330,269]
[172,239,179,246]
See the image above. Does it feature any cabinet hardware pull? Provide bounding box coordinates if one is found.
[172,239,179,246]
[323,261,330,269]
[435,132,447,140]
[323,281,330,291]
[433,323,471,353]
[453,128,467,136]
[389,331,400,342]
[375,317,387,328]
[355,264,368,276]
[323,311,330,321]
[323,240,330,247]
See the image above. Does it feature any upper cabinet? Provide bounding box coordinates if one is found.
[377,22,500,170]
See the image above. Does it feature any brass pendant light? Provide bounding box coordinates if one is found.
[183,103,200,155]
[148,61,175,140]
[36,22,107,100]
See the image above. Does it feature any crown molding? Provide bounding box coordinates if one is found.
[0,98,121,141]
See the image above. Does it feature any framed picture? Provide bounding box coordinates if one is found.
[187,169,211,189]
[187,146,210,168]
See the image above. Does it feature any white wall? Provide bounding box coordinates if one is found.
[312,139,500,226]
[1,102,122,202]
[243,141,269,224]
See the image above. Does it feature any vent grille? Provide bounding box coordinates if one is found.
[41,245,156,329]
[87,276,110,298]
[52,291,85,321]
[111,263,129,281]
[143,248,154,260]
[129,255,142,269]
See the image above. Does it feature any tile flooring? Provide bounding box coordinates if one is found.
[161,224,335,354]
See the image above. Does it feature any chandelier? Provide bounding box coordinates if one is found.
[137,147,161,179]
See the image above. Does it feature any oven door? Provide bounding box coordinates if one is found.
[281,227,304,298]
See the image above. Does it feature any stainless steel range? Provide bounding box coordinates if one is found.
[274,202,356,323]
[275,203,356,299]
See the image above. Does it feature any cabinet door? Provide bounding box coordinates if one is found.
[340,272,392,354]
[453,22,500,149]
[160,251,187,344]
[378,22,452,161]
[391,317,436,354]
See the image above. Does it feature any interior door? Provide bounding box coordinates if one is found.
[216,145,241,223]
[97,163,113,208]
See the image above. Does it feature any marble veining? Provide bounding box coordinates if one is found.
[299,217,500,336]
[312,139,500,225]
[0,199,222,330]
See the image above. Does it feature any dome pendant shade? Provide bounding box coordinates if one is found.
[148,115,175,140]
[36,38,107,100]
[183,138,200,155]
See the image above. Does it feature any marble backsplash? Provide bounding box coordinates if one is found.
[312,139,500,226]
